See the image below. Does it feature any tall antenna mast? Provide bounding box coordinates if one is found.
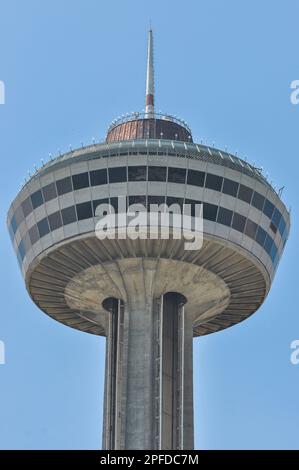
[145,28,155,117]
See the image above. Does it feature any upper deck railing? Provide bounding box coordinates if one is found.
[107,111,192,135]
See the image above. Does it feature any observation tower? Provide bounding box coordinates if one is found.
[7,30,290,450]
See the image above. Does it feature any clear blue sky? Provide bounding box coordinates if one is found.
[0,0,298,450]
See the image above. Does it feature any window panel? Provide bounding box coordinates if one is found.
[264,234,274,255]
[29,225,39,244]
[56,177,73,195]
[187,169,205,187]
[42,182,57,202]
[76,201,93,220]
[166,196,184,209]
[37,217,50,237]
[48,211,63,231]
[217,207,233,226]
[270,243,278,262]
[244,219,258,239]
[23,233,31,251]
[168,167,186,184]
[128,166,147,181]
[278,217,286,237]
[222,178,239,197]
[184,199,198,218]
[110,197,124,212]
[205,174,223,191]
[90,169,108,186]
[252,192,265,211]
[148,195,166,209]
[203,203,218,221]
[15,206,24,225]
[270,221,277,234]
[18,239,25,260]
[21,197,33,217]
[238,184,253,203]
[31,190,44,209]
[263,199,274,219]
[93,198,109,216]
[10,215,17,234]
[72,172,89,190]
[255,226,267,246]
[108,167,127,183]
[128,195,147,207]
[61,206,77,225]
[232,213,246,232]
[148,166,167,182]
[272,208,281,226]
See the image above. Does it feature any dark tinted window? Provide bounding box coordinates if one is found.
[217,207,233,226]
[245,219,258,239]
[93,198,109,216]
[76,201,93,220]
[278,217,286,237]
[37,217,50,237]
[272,208,281,226]
[203,203,218,221]
[252,192,265,211]
[90,169,107,186]
[187,169,205,187]
[238,184,253,203]
[256,226,267,246]
[270,221,277,234]
[128,195,147,207]
[168,167,186,184]
[222,178,239,197]
[148,195,166,208]
[31,190,44,209]
[184,199,197,218]
[110,197,124,211]
[166,196,184,209]
[128,166,147,181]
[56,177,72,195]
[108,167,127,183]
[205,174,223,191]
[270,243,278,262]
[10,215,17,234]
[148,166,167,181]
[18,240,25,260]
[42,182,57,202]
[72,172,89,190]
[264,235,274,254]
[263,199,274,218]
[61,206,77,225]
[48,211,62,231]
[29,225,39,244]
[21,197,33,217]
[232,213,246,232]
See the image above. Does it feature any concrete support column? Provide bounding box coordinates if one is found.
[160,293,194,450]
[102,290,194,450]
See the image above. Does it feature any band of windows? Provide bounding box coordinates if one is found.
[16,196,279,269]
[10,165,287,243]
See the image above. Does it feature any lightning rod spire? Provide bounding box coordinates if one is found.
[145,28,155,116]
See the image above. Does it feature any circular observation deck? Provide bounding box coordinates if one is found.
[7,139,290,338]
[106,112,193,143]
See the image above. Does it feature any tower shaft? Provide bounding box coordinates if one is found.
[102,293,194,450]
